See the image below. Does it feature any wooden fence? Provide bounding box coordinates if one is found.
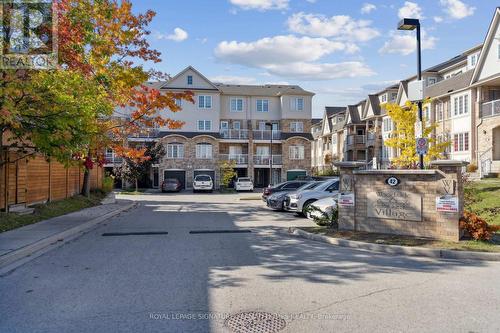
[1,152,103,211]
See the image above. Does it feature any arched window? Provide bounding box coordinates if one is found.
[166,143,184,159]
[196,143,213,159]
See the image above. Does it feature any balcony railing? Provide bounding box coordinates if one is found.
[220,129,249,140]
[253,155,282,165]
[480,99,500,118]
[252,130,281,140]
[104,153,123,164]
[220,154,249,165]
[129,128,159,138]
[346,134,366,145]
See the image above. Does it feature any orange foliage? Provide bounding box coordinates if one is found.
[459,210,500,241]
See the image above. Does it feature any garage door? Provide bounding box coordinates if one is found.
[164,170,186,189]
[194,170,215,185]
[287,170,307,181]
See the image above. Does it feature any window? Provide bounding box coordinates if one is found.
[256,99,269,112]
[187,75,193,85]
[424,106,430,121]
[292,98,304,111]
[175,99,182,107]
[454,95,469,116]
[198,120,212,131]
[390,92,398,101]
[428,77,436,85]
[230,98,243,112]
[382,146,389,160]
[220,121,229,130]
[436,102,443,121]
[290,122,304,132]
[446,101,451,118]
[196,143,213,159]
[167,143,184,159]
[198,95,212,109]
[289,145,305,160]
[325,181,339,192]
[453,132,469,152]
[381,94,387,103]
[383,118,392,132]
[233,121,241,130]
[256,146,269,156]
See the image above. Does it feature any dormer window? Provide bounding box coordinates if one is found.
[187,75,193,85]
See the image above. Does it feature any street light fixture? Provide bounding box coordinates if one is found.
[265,122,273,186]
[398,18,424,169]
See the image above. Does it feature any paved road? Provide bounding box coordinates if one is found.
[1,192,500,333]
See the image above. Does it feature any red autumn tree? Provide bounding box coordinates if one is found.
[56,0,193,195]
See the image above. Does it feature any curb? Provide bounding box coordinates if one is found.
[0,202,137,271]
[284,227,500,262]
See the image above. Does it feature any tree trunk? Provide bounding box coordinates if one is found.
[82,167,91,197]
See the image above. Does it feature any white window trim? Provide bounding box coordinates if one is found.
[198,120,212,131]
[289,145,305,160]
[198,95,213,109]
[230,98,244,112]
[195,143,213,159]
[167,143,184,159]
[290,121,304,133]
[256,99,269,112]
[292,97,304,111]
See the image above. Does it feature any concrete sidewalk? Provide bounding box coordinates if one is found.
[0,200,135,271]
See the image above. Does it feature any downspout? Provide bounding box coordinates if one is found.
[476,87,484,178]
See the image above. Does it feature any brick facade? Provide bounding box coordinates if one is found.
[336,161,465,241]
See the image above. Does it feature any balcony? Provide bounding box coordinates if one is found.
[128,128,159,140]
[346,134,366,146]
[366,132,380,146]
[252,130,281,141]
[253,155,282,166]
[219,154,249,165]
[220,129,249,140]
[481,99,500,118]
[104,153,123,165]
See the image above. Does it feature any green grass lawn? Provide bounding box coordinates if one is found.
[465,178,500,226]
[0,191,106,233]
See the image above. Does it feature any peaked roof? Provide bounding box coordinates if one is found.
[161,66,220,90]
[325,106,346,117]
[346,105,362,125]
[471,7,500,84]
[425,70,474,98]
[213,83,314,96]
[362,95,381,119]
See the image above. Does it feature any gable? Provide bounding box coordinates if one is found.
[397,82,409,106]
[163,66,219,90]
[321,111,331,135]
[471,8,500,84]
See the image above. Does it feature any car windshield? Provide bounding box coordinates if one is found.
[195,175,211,182]
[238,178,251,182]
[298,181,324,191]
[315,179,339,191]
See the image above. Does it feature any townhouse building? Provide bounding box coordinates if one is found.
[106,66,315,189]
[312,7,500,177]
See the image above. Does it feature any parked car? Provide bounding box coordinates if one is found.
[161,178,182,193]
[193,174,213,193]
[266,181,324,211]
[234,177,254,192]
[284,178,339,215]
[306,196,338,220]
[261,180,310,201]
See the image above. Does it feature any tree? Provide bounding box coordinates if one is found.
[383,100,450,169]
[113,143,165,192]
[219,160,238,189]
[54,0,193,196]
[1,1,193,197]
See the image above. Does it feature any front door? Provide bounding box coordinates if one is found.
[254,168,270,188]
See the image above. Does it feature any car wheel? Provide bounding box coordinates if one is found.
[302,199,316,217]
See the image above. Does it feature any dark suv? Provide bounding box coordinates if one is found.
[261,181,309,201]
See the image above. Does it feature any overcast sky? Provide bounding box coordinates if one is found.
[131,0,494,117]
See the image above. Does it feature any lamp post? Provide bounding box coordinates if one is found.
[398,18,424,169]
[266,122,273,186]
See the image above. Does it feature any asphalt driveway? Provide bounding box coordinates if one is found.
[1,192,500,333]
